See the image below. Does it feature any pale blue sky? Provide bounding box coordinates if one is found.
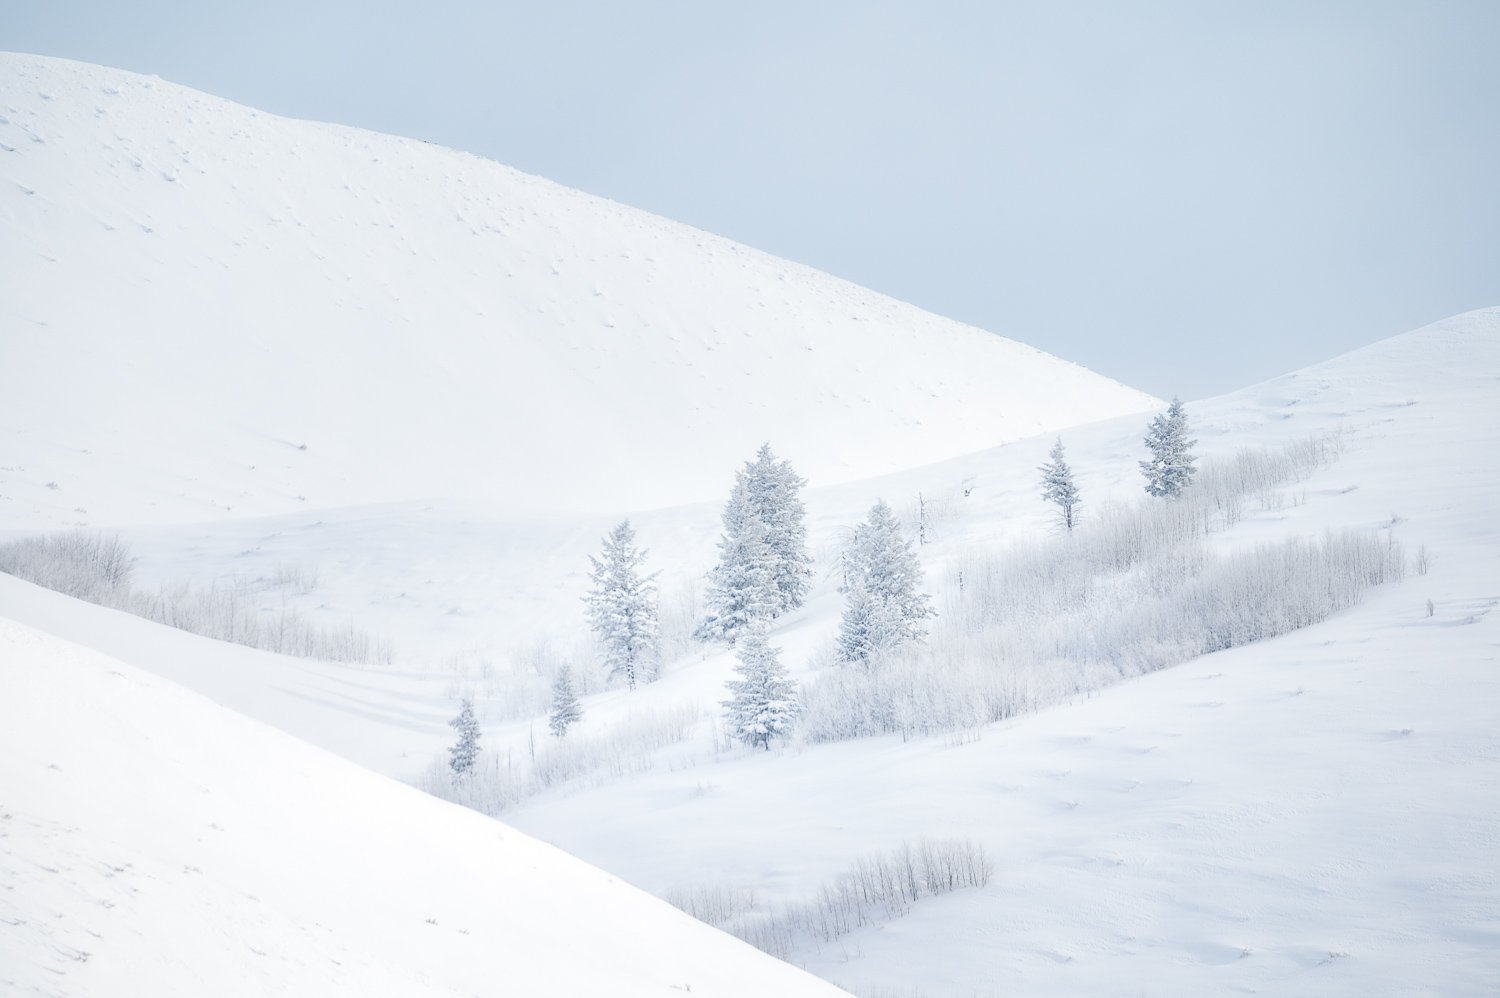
[9,1,1498,397]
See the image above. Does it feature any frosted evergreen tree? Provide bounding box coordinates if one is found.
[1140,396,1198,499]
[697,444,813,644]
[583,520,660,690]
[835,576,903,665]
[722,627,800,750]
[1039,437,1081,532]
[695,504,779,644]
[448,696,480,778]
[547,666,582,737]
[740,443,814,613]
[839,499,935,653]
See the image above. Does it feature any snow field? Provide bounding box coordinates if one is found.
[0,618,852,997]
[1,46,1496,996]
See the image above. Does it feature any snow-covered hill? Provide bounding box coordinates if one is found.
[0,618,851,997]
[0,52,1156,529]
[3,49,1496,998]
[7,307,1494,995]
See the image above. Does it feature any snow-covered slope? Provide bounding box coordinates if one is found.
[8,308,1492,995]
[0,618,850,997]
[0,52,1157,528]
[3,48,1496,997]
[500,308,1500,995]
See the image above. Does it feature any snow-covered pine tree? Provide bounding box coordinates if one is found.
[839,499,935,656]
[721,626,800,750]
[547,665,582,737]
[697,445,814,644]
[695,505,779,644]
[448,696,480,778]
[1039,437,1081,532]
[741,443,814,614]
[583,520,660,690]
[1140,396,1198,499]
[834,576,902,665]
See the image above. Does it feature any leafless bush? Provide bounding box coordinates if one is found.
[801,434,1411,743]
[657,574,704,666]
[0,532,391,664]
[268,561,320,593]
[418,702,702,814]
[660,883,759,926]
[0,530,134,601]
[665,837,991,960]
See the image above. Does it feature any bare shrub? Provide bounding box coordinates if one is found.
[0,532,392,664]
[0,530,134,601]
[665,837,991,960]
[660,883,759,926]
[656,573,704,666]
[418,702,702,814]
[800,433,1410,743]
[268,562,320,593]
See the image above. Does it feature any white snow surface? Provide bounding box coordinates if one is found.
[0,618,851,997]
[0,52,1156,527]
[1,50,1497,998]
[4,303,1496,994]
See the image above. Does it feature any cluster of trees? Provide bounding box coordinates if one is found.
[1039,396,1198,531]
[449,401,1204,765]
[699,445,814,749]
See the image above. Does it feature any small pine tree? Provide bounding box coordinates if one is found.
[583,520,660,690]
[448,696,480,778]
[722,627,800,750]
[548,666,582,737]
[1140,396,1198,499]
[1039,437,1081,532]
[839,499,935,652]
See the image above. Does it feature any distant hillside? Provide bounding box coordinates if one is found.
[0,53,1156,529]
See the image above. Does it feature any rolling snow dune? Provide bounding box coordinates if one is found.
[0,618,851,998]
[0,52,1156,529]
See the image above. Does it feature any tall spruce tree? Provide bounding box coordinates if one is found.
[583,520,659,690]
[548,666,582,737]
[1039,437,1081,532]
[448,696,480,778]
[742,443,814,613]
[695,502,778,644]
[722,627,800,750]
[837,499,934,663]
[697,444,812,643]
[1140,397,1198,499]
[835,576,901,665]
